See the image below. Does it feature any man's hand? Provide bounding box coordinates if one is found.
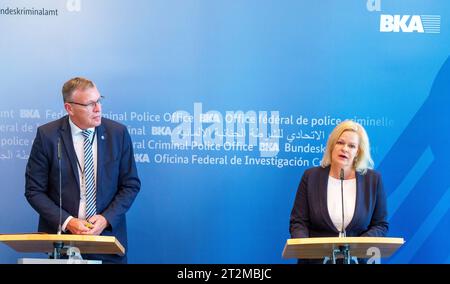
[66,218,93,235]
[81,214,109,235]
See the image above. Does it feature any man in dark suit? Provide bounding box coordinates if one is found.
[25,77,140,264]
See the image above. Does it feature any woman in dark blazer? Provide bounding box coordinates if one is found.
[289,120,388,263]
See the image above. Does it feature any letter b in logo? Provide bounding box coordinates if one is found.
[380,15,395,32]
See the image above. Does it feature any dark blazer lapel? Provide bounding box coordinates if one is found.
[58,116,80,189]
[346,171,363,232]
[319,166,338,232]
[96,123,107,204]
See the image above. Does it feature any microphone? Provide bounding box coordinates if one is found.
[57,137,62,235]
[339,168,346,238]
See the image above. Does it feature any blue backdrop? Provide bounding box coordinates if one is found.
[1,0,449,263]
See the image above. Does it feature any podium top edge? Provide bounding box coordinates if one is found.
[0,233,125,255]
[0,233,117,243]
[286,237,405,245]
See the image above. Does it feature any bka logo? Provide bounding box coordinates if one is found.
[380,15,423,32]
[134,153,150,163]
[380,14,440,34]
[152,126,172,136]
[20,109,40,118]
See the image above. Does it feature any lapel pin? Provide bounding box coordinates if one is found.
[101,135,105,140]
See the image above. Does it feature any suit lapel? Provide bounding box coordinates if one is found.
[346,171,363,232]
[96,123,107,205]
[58,116,80,189]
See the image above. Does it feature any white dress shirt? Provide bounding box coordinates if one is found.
[62,118,98,230]
[327,176,356,235]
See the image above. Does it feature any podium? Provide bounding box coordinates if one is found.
[282,237,404,264]
[0,233,125,264]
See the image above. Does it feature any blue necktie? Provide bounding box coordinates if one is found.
[82,129,96,219]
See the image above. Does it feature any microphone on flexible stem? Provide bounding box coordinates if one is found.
[57,137,62,235]
[53,137,64,259]
[339,168,346,238]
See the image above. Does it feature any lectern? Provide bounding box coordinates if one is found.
[0,233,125,264]
[282,237,404,264]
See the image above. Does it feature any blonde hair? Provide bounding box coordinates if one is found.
[320,120,374,174]
[62,77,95,102]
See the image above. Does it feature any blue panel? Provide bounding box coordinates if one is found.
[1,0,449,263]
